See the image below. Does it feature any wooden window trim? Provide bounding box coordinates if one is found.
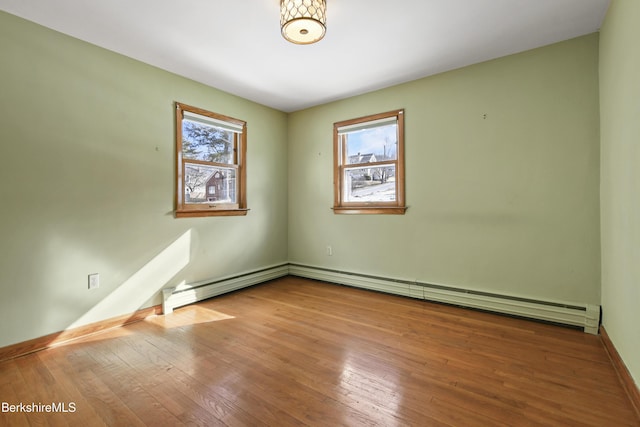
[175,102,248,218]
[333,109,406,215]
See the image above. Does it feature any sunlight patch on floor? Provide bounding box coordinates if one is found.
[148,305,235,329]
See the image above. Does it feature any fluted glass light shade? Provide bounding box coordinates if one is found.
[280,0,326,44]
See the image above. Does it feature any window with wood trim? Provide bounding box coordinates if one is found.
[333,109,406,214]
[175,102,248,218]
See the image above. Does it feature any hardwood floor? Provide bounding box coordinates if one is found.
[1,276,638,426]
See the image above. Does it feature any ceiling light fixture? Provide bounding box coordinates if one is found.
[280,0,326,45]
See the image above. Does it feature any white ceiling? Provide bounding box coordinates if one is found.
[0,0,610,112]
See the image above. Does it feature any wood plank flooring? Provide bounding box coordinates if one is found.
[1,276,638,426]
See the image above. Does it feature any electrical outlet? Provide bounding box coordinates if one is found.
[88,273,100,290]
[326,246,333,256]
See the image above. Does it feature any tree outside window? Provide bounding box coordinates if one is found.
[175,102,247,217]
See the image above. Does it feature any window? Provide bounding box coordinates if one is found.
[175,102,248,217]
[333,109,406,214]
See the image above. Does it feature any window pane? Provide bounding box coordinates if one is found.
[343,165,396,202]
[184,163,236,204]
[345,123,397,165]
[182,121,234,164]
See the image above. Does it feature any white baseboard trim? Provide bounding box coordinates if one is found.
[288,263,600,334]
[162,264,289,314]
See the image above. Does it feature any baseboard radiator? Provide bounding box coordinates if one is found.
[162,264,289,314]
[288,263,601,334]
[161,263,600,334]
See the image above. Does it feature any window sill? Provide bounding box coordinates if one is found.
[175,209,249,218]
[332,206,407,215]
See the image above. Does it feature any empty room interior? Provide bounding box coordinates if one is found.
[0,0,639,425]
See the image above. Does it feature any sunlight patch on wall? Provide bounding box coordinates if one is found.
[68,229,192,329]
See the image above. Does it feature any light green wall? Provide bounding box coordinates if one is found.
[0,11,288,347]
[0,9,608,351]
[288,34,601,305]
[600,0,640,386]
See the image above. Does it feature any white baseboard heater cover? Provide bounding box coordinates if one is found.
[161,263,599,334]
[288,264,600,334]
[162,264,289,314]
